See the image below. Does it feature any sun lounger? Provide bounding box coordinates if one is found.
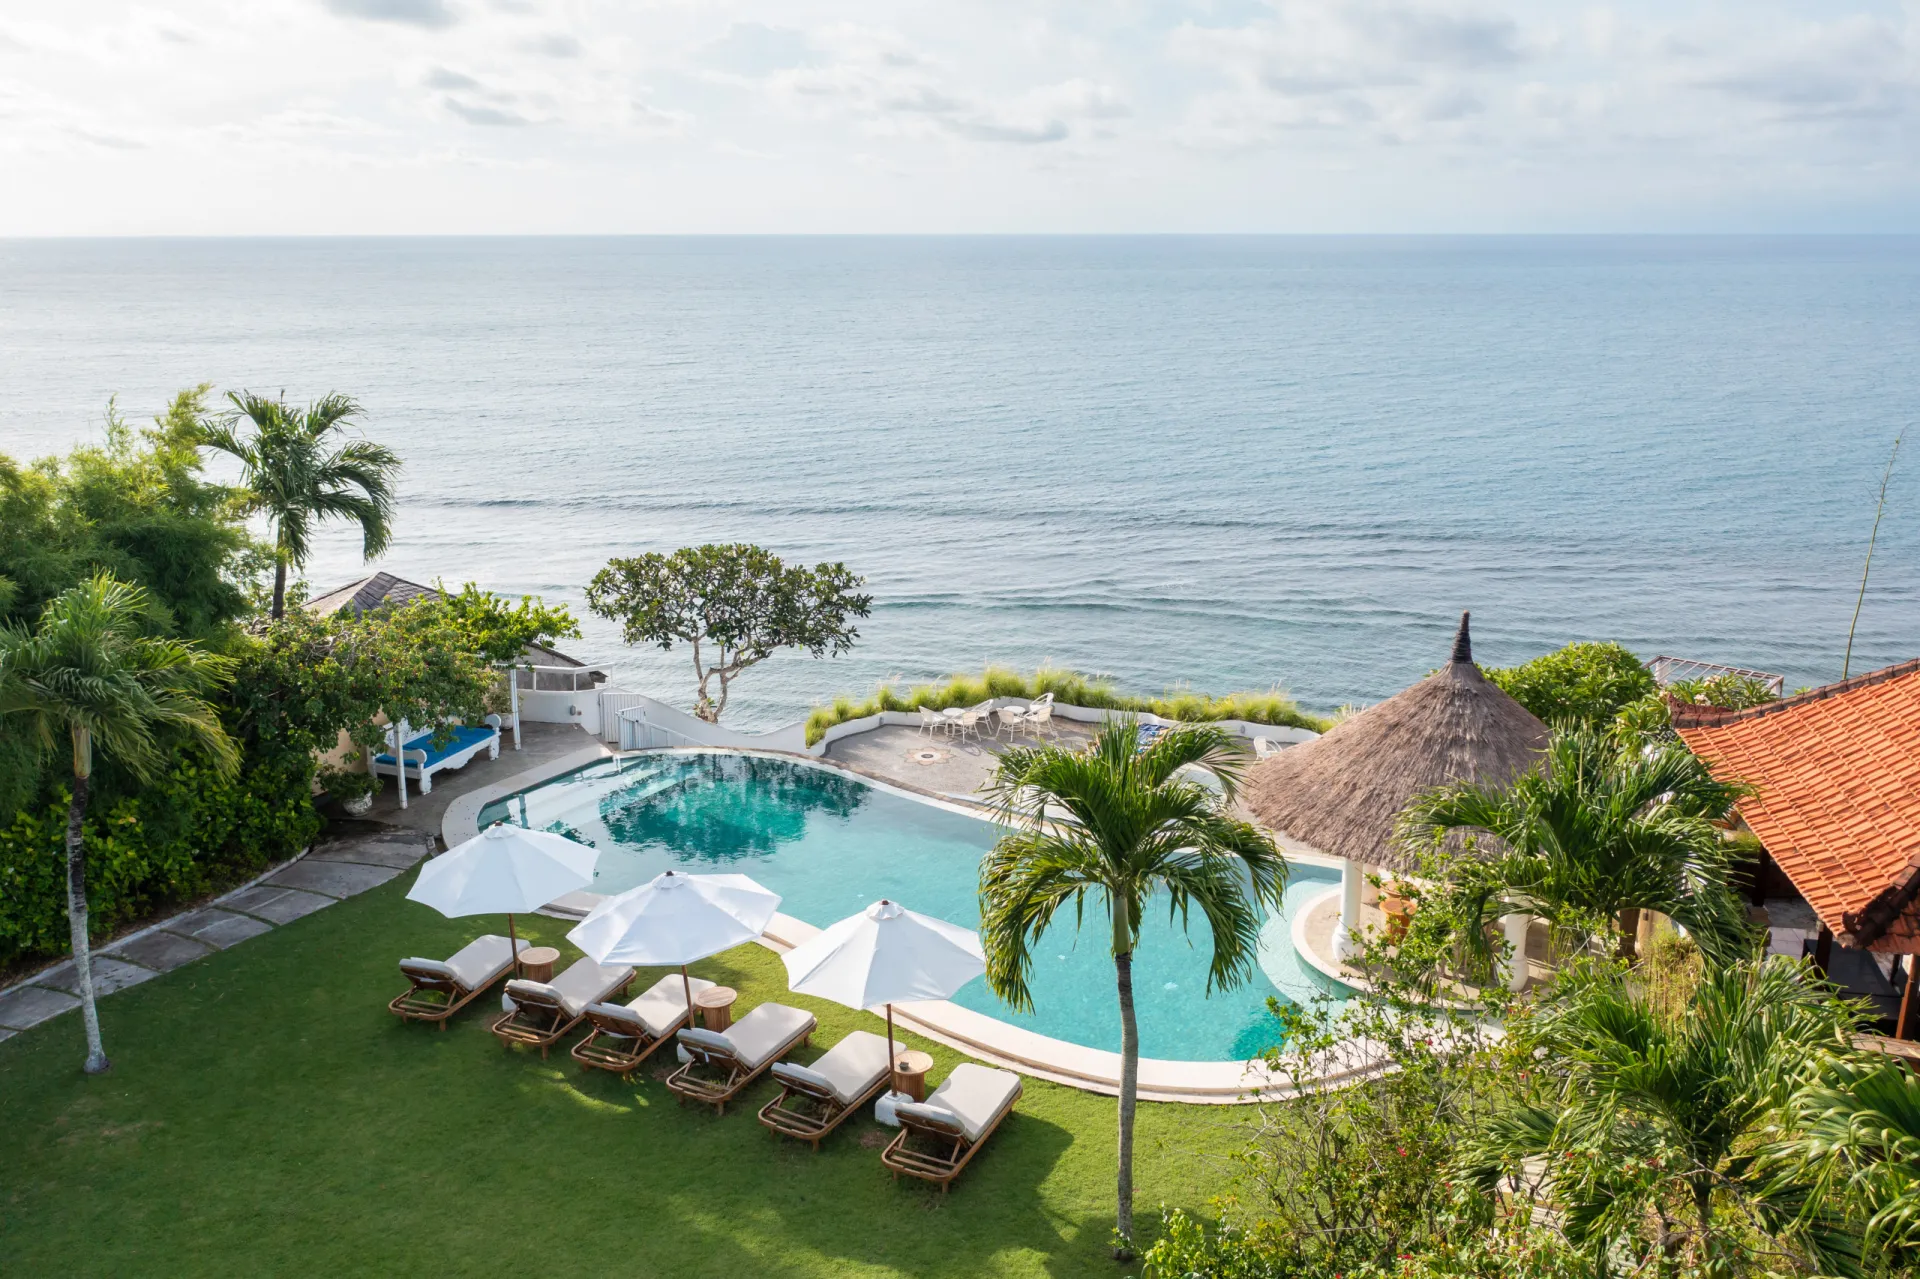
[570,974,717,1078]
[490,958,635,1058]
[880,1063,1022,1191]
[665,1003,817,1115]
[756,1029,893,1149]
[388,935,530,1028]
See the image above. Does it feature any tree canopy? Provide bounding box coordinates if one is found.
[1484,641,1656,728]
[586,543,870,721]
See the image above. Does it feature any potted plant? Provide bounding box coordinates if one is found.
[319,762,382,816]
[1380,880,1419,943]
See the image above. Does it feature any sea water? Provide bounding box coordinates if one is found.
[2,236,1914,725]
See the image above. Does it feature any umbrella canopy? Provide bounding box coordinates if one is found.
[408,823,599,917]
[781,899,985,1012]
[567,870,781,966]
[1244,611,1548,875]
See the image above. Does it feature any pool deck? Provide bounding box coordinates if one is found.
[439,727,1389,1104]
[820,721,1096,805]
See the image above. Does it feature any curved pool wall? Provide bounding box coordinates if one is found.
[453,747,1374,1099]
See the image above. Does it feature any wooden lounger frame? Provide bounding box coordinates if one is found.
[388,961,511,1029]
[489,973,634,1059]
[756,1063,891,1150]
[666,1020,815,1116]
[880,1083,1023,1192]
[569,1006,689,1080]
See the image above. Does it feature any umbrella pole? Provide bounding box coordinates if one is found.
[508,912,520,976]
[886,1002,898,1095]
[683,965,695,1030]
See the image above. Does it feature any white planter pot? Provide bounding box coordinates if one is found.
[342,793,374,817]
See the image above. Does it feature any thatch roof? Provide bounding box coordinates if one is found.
[1245,612,1548,873]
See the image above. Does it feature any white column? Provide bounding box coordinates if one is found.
[392,721,408,810]
[1334,858,1364,961]
[508,669,522,751]
[1502,913,1531,992]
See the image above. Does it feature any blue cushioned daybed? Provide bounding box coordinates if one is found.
[372,715,502,794]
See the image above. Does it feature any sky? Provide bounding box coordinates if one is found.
[0,1,1916,234]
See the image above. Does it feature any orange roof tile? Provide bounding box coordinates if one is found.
[1677,659,1920,954]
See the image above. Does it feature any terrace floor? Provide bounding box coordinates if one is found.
[822,722,1095,803]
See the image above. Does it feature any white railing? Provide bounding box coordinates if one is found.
[616,710,706,751]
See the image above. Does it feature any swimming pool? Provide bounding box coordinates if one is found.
[478,751,1350,1062]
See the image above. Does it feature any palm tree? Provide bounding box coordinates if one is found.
[1396,728,1756,967]
[1462,956,1860,1272]
[199,392,400,619]
[1763,1050,1920,1273]
[0,575,237,1073]
[979,720,1288,1257]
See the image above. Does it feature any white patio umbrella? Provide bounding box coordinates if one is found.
[780,899,986,1075]
[566,870,781,1022]
[407,823,599,974]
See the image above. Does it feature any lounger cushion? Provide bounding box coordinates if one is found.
[583,1002,647,1037]
[804,1030,892,1106]
[722,1003,816,1071]
[677,1027,734,1059]
[920,1063,1022,1143]
[400,957,459,984]
[504,978,564,1009]
[442,934,524,989]
[893,1100,968,1138]
[548,958,635,1017]
[627,974,716,1038]
[771,1061,836,1098]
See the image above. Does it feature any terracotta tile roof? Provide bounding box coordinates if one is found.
[1677,659,1920,953]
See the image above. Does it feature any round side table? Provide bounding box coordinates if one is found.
[891,1050,935,1102]
[693,985,739,1032]
[517,946,559,983]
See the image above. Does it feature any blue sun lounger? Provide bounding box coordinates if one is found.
[371,715,503,795]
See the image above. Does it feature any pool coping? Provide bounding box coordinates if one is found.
[444,746,1388,1105]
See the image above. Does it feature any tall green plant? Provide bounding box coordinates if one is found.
[1397,729,1756,967]
[1462,957,1863,1274]
[0,575,237,1073]
[979,721,1287,1256]
[198,392,400,619]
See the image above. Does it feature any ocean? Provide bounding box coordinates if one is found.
[2,236,1914,728]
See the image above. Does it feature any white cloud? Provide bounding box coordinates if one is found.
[0,0,1911,232]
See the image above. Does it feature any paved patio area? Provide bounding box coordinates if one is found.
[358,720,609,837]
[822,721,1094,802]
[0,824,436,1040]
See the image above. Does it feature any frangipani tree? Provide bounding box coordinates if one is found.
[586,543,869,722]
[979,720,1287,1257]
[0,575,237,1073]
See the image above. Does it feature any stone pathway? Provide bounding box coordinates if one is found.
[0,825,434,1042]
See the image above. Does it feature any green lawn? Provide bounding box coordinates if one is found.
[0,871,1253,1277]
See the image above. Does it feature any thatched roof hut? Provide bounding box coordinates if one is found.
[1245,613,1548,874]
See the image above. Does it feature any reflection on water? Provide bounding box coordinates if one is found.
[597,753,869,863]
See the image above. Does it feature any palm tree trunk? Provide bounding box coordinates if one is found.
[1617,908,1641,961]
[1112,949,1139,1259]
[270,558,288,621]
[65,774,110,1075]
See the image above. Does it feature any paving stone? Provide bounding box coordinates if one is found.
[263,859,402,898]
[308,840,429,870]
[106,929,214,974]
[164,908,273,950]
[0,983,79,1029]
[223,885,335,925]
[32,957,157,998]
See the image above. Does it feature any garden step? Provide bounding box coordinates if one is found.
[163,908,273,949]
[307,839,430,871]
[106,930,215,974]
[262,859,404,898]
[222,886,335,925]
[32,957,157,999]
[0,983,80,1030]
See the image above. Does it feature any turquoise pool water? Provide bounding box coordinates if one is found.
[479,751,1349,1061]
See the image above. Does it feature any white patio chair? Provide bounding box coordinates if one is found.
[918,707,951,738]
[953,700,993,742]
[1022,694,1055,739]
[995,704,1028,739]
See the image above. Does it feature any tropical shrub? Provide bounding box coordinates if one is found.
[1484,641,1655,727]
[803,665,1328,744]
